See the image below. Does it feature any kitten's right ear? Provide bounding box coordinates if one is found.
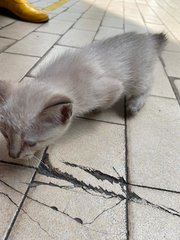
[0,80,11,104]
[39,95,73,125]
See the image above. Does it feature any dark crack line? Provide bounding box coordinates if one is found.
[0,178,85,225]
[0,179,23,195]
[0,192,18,207]
[128,191,180,218]
[21,208,55,239]
[38,160,126,200]
[26,195,84,225]
[83,200,122,225]
[0,185,54,238]
[30,180,113,199]
[63,161,180,195]
[0,160,37,170]
[128,183,180,195]
[38,158,180,219]
[30,180,74,190]
[1,158,180,230]
[81,187,113,199]
[63,161,126,184]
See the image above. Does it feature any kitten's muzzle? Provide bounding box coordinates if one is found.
[9,149,21,159]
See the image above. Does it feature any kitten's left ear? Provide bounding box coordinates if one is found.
[0,80,11,104]
[40,95,73,125]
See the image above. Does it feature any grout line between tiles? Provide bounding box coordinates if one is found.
[134,0,150,33]
[138,0,165,26]
[129,182,180,195]
[4,170,37,240]
[149,94,176,100]
[25,2,96,78]
[159,57,180,105]
[124,97,129,240]
[0,160,37,170]
[1,157,180,195]
[34,30,62,36]
[92,0,111,42]
[148,0,180,25]
[1,0,79,56]
[4,51,41,58]
[144,0,180,44]
[0,20,16,31]
[77,116,125,126]
[23,37,62,79]
[168,78,180,105]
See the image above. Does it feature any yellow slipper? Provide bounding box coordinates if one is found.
[0,0,49,23]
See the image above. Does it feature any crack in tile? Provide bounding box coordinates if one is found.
[30,180,111,199]
[0,190,55,238]
[21,208,55,239]
[83,200,122,225]
[37,160,126,200]
[30,180,74,190]
[0,178,87,225]
[37,156,180,219]
[1,153,180,238]
[0,192,18,207]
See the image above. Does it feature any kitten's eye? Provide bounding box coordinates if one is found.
[25,141,37,147]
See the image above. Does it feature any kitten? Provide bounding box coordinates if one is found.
[0,32,166,159]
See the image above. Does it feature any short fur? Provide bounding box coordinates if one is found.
[0,32,167,159]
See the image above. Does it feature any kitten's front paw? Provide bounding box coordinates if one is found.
[126,98,145,114]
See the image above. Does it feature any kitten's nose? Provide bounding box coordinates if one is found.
[9,150,21,159]
[8,132,22,159]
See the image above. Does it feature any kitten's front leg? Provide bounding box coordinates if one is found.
[126,92,148,114]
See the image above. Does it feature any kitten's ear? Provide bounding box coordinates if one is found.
[40,95,72,125]
[0,80,11,104]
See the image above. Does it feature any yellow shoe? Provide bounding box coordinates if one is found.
[0,0,49,23]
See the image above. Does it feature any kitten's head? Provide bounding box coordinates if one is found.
[0,80,73,160]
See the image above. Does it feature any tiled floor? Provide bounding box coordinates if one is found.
[0,0,180,239]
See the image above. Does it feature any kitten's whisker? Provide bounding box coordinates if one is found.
[33,154,48,169]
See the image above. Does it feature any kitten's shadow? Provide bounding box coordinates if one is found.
[81,98,125,123]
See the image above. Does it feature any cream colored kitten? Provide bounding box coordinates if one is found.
[0,32,166,159]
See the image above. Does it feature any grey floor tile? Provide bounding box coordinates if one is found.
[0,38,15,52]
[9,189,126,239]
[73,18,101,31]
[47,118,126,178]
[29,45,77,77]
[129,187,180,240]
[0,21,41,40]
[0,53,39,82]
[37,19,74,35]
[102,17,123,29]
[127,96,180,191]
[0,15,15,28]
[54,12,81,21]
[162,51,180,78]
[0,163,35,239]
[6,32,59,57]
[95,26,123,41]
[58,29,95,47]
[151,60,176,98]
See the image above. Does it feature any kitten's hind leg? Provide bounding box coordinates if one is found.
[126,92,148,114]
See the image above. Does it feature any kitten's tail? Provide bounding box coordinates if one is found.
[151,32,167,54]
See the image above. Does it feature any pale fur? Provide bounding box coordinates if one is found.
[0,32,166,159]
